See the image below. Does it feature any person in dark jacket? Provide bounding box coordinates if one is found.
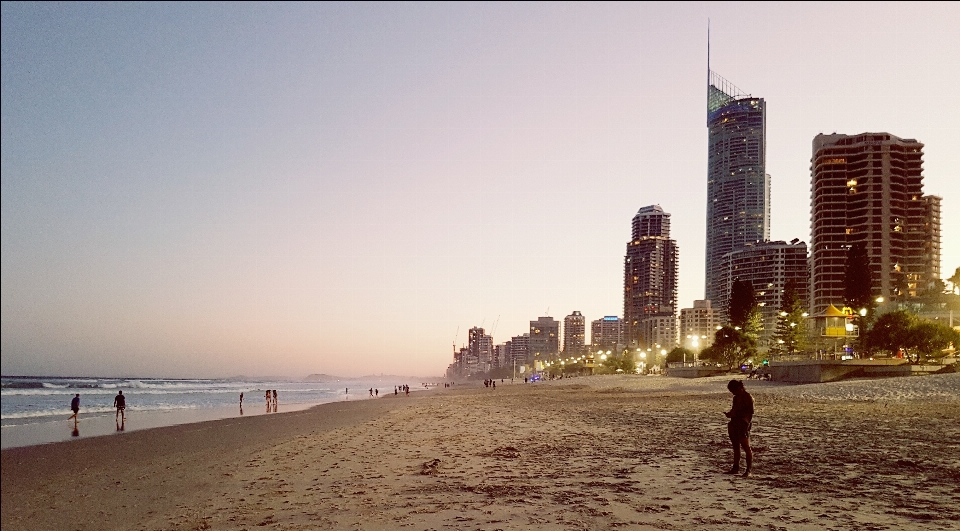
[68,394,80,425]
[724,379,754,477]
[114,390,126,421]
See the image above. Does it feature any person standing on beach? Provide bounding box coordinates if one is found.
[724,379,754,477]
[68,393,80,425]
[113,390,126,421]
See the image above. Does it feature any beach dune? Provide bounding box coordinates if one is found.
[3,374,958,530]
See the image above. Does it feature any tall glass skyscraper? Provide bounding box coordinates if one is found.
[705,68,769,304]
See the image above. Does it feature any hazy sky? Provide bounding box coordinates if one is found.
[3,2,958,378]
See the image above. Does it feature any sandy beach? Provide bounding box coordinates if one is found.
[3,374,959,531]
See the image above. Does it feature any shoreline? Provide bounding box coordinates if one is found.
[1,390,426,531]
[3,375,958,530]
[0,402,323,450]
[1,386,415,450]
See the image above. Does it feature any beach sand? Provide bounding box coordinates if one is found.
[2,374,958,530]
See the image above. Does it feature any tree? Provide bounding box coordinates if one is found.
[867,310,915,357]
[907,321,960,363]
[844,242,875,353]
[843,242,874,311]
[666,346,695,364]
[729,278,755,328]
[597,350,636,374]
[729,278,763,341]
[771,279,808,355]
[948,266,960,296]
[867,310,960,363]
[699,326,755,370]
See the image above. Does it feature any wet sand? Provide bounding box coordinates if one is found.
[2,375,958,530]
[0,402,318,450]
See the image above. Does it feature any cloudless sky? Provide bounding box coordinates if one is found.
[2,2,958,378]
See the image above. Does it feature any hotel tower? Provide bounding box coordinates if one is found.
[705,46,770,304]
[809,133,940,314]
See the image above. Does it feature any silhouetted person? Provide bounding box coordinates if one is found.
[68,393,80,425]
[724,379,754,477]
[113,390,126,422]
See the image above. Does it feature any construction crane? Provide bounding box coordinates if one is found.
[452,326,459,354]
[490,315,501,338]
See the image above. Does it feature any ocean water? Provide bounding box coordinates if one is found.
[1,376,425,449]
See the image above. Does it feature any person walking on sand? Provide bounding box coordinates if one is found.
[724,379,754,477]
[68,393,80,425]
[113,390,126,421]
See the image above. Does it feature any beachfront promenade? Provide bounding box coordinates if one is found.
[3,374,958,530]
[668,357,956,383]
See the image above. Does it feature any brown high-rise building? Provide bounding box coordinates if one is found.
[624,205,679,348]
[529,317,559,362]
[810,133,940,315]
[563,311,586,355]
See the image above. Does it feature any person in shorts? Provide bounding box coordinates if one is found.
[68,393,80,425]
[724,379,753,477]
[114,390,126,421]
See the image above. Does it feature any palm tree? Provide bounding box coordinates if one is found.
[948,266,960,296]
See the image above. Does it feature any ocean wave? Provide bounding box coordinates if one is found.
[1,381,46,389]
[0,403,201,421]
[0,387,258,397]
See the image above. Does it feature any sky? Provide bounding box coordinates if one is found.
[2,2,959,379]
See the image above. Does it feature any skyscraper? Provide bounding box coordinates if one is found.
[563,311,586,355]
[705,60,769,303]
[509,333,529,368]
[810,133,940,314]
[624,205,679,348]
[529,316,559,363]
[591,317,623,350]
[680,300,720,350]
[468,327,493,373]
[722,240,809,345]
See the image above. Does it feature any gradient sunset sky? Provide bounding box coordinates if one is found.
[3,2,958,378]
